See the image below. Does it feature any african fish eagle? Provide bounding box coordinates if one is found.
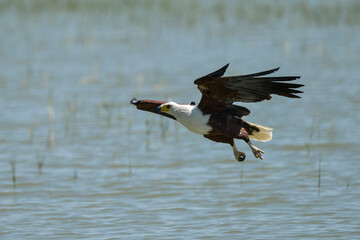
[130,64,303,161]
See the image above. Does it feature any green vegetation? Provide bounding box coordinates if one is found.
[9,154,16,188]
[1,0,359,27]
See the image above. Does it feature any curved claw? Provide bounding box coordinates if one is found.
[235,151,246,162]
[247,141,265,160]
[238,154,246,162]
[251,145,264,160]
[254,151,263,160]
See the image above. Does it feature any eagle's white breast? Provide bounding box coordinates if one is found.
[167,103,212,135]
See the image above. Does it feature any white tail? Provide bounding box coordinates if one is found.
[247,122,273,142]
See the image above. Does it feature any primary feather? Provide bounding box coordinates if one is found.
[195,64,303,113]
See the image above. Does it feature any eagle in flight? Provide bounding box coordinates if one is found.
[131,64,303,161]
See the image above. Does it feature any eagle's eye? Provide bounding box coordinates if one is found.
[166,105,171,109]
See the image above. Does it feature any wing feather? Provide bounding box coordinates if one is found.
[232,67,280,79]
[194,63,229,85]
[195,64,303,112]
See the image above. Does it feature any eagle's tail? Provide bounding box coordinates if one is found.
[247,122,273,142]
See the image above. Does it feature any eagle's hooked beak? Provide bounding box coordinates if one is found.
[155,106,162,113]
[155,105,169,113]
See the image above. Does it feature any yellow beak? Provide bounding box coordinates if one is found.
[156,105,169,113]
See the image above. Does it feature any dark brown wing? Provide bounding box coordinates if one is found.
[130,98,176,120]
[194,64,303,114]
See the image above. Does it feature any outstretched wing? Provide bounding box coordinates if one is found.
[194,64,303,114]
[130,98,176,120]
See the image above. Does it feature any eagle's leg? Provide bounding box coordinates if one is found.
[247,140,264,160]
[203,134,245,162]
[236,128,264,160]
[232,143,246,162]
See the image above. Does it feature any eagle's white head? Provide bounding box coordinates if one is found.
[156,101,212,135]
[156,102,191,117]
